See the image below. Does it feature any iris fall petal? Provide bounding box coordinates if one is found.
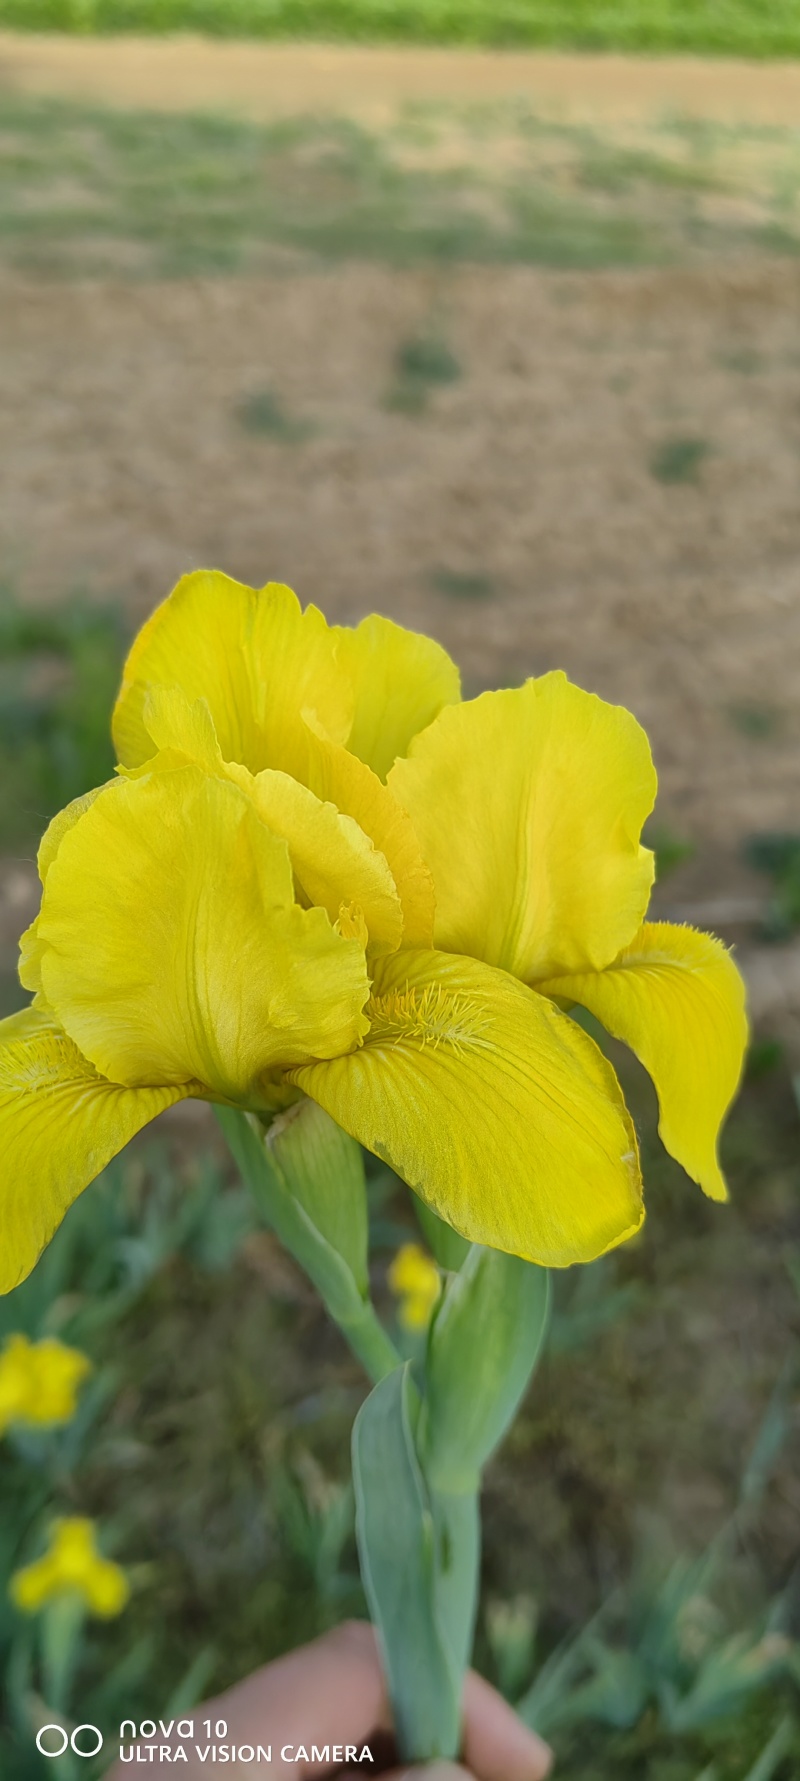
[294,948,643,1267]
[539,922,748,1202]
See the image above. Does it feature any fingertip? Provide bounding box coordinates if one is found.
[389,1767,471,1780]
[462,1669,553,1780]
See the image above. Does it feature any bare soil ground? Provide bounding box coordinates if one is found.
[4,33,800,126]
[2,257,798,850]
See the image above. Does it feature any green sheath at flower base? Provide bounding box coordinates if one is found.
[420,1248,552,1494]
[217,1105,399,1384]
[268,1098,369,1298]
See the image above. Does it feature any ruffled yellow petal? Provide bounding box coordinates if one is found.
[292,720,436,949]
[252,769,403,956]
[0,1007,187,1293]
[539,922,748,1203]
[20,787,110,998]
[112,571,352,772]
[35,765,370,1098]
[293,949,643,1268]
[38,786,107,882]
[389,672,656,981]
[332,613,461,779]
[137,685,404,956]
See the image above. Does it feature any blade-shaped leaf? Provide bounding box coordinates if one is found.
[352,1364,461,1762]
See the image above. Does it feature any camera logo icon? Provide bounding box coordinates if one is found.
[36,1724,104,1758]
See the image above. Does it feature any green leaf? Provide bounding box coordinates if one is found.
[420,1249,550,1492]
[352,1364,461,1763]
[742,1714,796,1781]
[430,1487,480,1683]
[665,1628,793,1732]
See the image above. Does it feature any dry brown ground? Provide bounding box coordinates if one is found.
[2,257,798,851]
[4,32,800,126]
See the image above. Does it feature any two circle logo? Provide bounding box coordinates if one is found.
[36,1725,104,1758]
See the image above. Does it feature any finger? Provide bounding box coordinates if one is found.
[226,1621,392,1772]
[380,1766,472,1779]
[462,1670,553,1781]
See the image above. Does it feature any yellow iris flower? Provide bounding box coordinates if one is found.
[0,572,747,1292]
[10,1517,129,1617]
[0,1332,91,1433]
[388,1243,442,1332]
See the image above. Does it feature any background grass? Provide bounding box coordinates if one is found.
[3,0,800,57]
[2,95,800,282]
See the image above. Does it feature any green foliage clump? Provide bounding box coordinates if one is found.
[0,594,124,850]
[745,833,800,941]
[649,435,712,485]
[3,0,800,58]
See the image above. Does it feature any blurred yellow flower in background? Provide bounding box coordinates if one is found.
[388,1243,441,1331]
[10,1517,129,1618]
[0,572,748,1290]
[0,1333,91,1434]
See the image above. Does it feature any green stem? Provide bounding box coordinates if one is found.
[40,1591,85,1716]
[339,1301,401,1385]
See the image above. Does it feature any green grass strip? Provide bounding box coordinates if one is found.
[3,2,800,60]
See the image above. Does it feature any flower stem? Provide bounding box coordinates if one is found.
[338,1301,401,1385]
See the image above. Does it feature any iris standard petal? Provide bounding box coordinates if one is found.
[331,612,461,780]
[292,720,436,949]
[389,672,657,981]
[38,786,107,882]
[35,765,370,1098]
[0,1007,188,1293]
[112,571,352,772]
[539,922,748,1202]
[293,948,643,1267]
[20,787,112,999]
[136,684,404,956]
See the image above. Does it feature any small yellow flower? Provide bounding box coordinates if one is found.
[10,1518,129,1618]
[0,1333,91,1435]
[388,1243,441,1332]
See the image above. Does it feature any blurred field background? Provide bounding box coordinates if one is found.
[1,11,800,1779]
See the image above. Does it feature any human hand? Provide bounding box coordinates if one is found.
[105,1620,552,1778]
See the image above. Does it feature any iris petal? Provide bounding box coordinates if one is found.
[332,612,460,779]
[294,948,643,1267]
[539,922,748,1202]
[389,672,656,981]
[0,1007,188,1292]
[137,685,404,956]
[35,765,370,1098]
[113,571,352,772]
